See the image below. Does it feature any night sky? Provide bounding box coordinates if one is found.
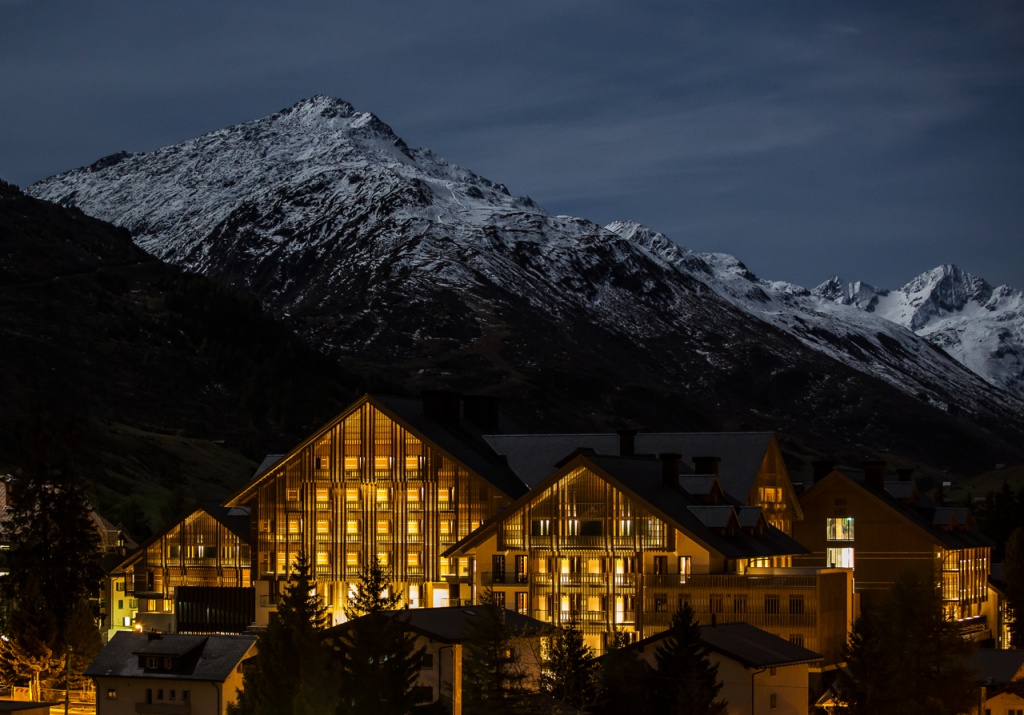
[3,1,1022,291]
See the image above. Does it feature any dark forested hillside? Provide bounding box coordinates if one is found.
[0,180,364,534]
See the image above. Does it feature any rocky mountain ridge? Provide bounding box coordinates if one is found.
[25,96,1024,475]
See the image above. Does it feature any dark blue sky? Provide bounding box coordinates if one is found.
[2,1,1022,290]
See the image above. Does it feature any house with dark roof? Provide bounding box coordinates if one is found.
[121,503,253,633]
[326,605,551,711]
[623,621,821,715]
[86,631,256,715]
[444,450,853,666]
[792,464,992,640]
[484,430,802,538]
[223,392,529,627]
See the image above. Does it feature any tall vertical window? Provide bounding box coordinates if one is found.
[826,517,854,541]
[678,556,691,584]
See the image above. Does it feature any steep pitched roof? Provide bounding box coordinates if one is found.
[447,452,806,560]
[117,503,251,572]
[85,632,256,682]
[970,648,1024,684]
[804,471,991,551]
[623,621,821,669]
[483,432,778,503]
[228,394,528,505]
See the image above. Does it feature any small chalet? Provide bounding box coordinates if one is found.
[626,621,822,715]
[86,631,256,715]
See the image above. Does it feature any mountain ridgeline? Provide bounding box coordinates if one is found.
[23,96,1024,478]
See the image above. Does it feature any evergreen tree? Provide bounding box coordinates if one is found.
[1005,526,1024,648]
[843,570,976,715]
[230,550,335,715]
[1,410,102,693]
[462,588,532,715]
[596,632,653,715]
[542,618,599,713]
[330,554,424,715]
[650,605,727,715]
[0,574,64,701]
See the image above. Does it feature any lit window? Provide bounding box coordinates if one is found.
[440,521,452,536]
[407,487,421,503]
[678,556,691,584]
[316,487,329,502]
[316,550,329,566]
[826,517,854,541]
[438,488,451,504]
[374,456,390,471]
[618,519,634,537]
[405,455,421,471]
[288,517,301,534]
[378,552,389,567]
[316,456,329,470]
[344,456,360,472]
[408,552,421,567]
[346,552,360,567]
[531,519,551,536]
[377,520,390,535]
[346,520,359,535]
[106,689,117,700]
[827,547,855,569]
[316,519,329,535]
[286,488,299,501]
[566,519,579,536]
[376,488,389,503]
[407,520,420,535]
[346,488,359,502]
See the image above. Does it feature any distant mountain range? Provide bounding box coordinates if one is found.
[24,96,1024,477]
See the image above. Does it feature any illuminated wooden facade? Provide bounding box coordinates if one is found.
[226,393,526,625]
[124,504,252,632]
[447,452,853,664]
[792,467,992,639]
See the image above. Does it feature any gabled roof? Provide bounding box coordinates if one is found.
[626,622,821,669]
[85,632,256,682]
[483,432,779,503]
[118,503,251,571]
[447,452,807,561]
[326,606,551,644]
[228,394,528,505]
[803,471,992,551]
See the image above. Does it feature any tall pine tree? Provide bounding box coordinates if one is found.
[2,410,102,695]
[542,617,599,713]
[330,554,424,715]
[230,550,336,715]
[650,605,727,715]
[596,631,653,715]
[462,588,533,715]
[843,569,976,715]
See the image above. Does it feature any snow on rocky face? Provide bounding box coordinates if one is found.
[27,96,1023,465]
[812,265,1024,401]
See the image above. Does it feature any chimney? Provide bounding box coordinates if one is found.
[896,467,914,482]
[660,453,682,488]
[692,456,720,477]
[618,430,637,457]
[462,395,500,432]
[864,460,886,491]
[812,460,834,483]
[422,390,462,425]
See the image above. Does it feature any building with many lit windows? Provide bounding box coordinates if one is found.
[224,392,528,626]
[445,450,854,664]
[792,464,992,639]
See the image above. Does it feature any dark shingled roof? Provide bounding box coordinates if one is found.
[326,605,551,644]
[86,632,256,682]
[970,648,1024,684]
[483,432,777,502]
[373,395,529,499]
[698,622,822,668]
[449,452,806,560]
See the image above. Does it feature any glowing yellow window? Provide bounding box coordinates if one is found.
[346,520,359,535]
[377,520,390,535]
[407,520,420,535]
[438,488,450,504]
[288,517,301,534]
[377,552,389,567]
[316,519,329,535]
[407,487,420,504]
[407,552,421,567]
[470,520,480,531]
[376,488,389,503]
[316,551,329,566]
[405,455,422,471]
[345,488,359,503]
[346,552,359,567]
[344,456,360,471]
[374,456,390,471]
[439,520,451,536]
[316,487,329,502]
